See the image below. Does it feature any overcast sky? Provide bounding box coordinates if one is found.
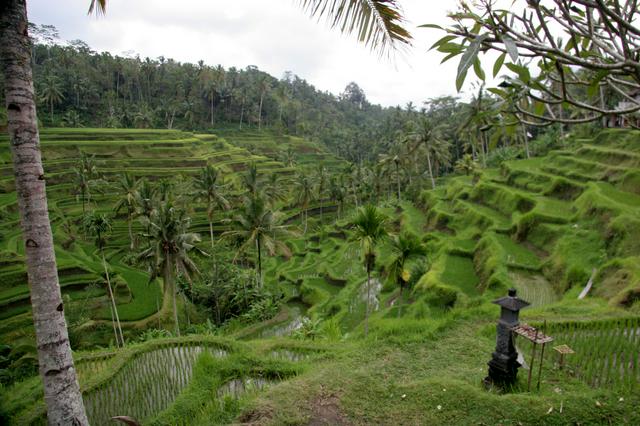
[28,0,480,107]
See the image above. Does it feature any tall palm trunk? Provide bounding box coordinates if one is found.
[0,1,88,423]
[127,207,134,250]
[256,235,262,288]
[364,265,371,337]
[239,98,245,130]
[395,162,401,201]
[102,252,124,347]
[164,259,180,336]
[258,92,264,130]
[208,209,215,248]
[210,94,214,126]
[426,150,436,189]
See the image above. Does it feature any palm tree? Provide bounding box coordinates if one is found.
[40,73,64,124]
[387,232,426,316]
[263,172,288,204]
[1,1,88,421]
[281,146,296,167]
[193,165,230,247]
[242,162,259,196]
[134,178,157,228]
[408,116,451,190]
[223,194,291,287]
[454,154,478,176]
[294,172,315,234]
[315,164,327,226]
[73,152,100,214]
[351,205,388,337]
[257,76,271,130]
[329,176,345,221]
[138,201,204,337]
[82,211,124,347]
[113,173,139,250]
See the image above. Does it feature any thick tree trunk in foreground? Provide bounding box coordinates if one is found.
[0,1,88,424]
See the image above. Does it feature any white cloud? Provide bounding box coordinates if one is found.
[28,0,484,107]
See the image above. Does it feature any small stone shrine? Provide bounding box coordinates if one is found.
[484,288,530,387]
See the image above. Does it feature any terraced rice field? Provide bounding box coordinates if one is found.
[420,129,640,308]
[0,128,345,347]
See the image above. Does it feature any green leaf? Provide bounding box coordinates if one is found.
[437,42,463,54]
[456,34,488,88]
[503,36,518,62]
[440,51,461,64]
[456,69,468,92]
[473,57,486,81]
[429,35,456,51]
[505,62,530,83]
[487,87,508,98]
[493,52,506,78]
[534,101,545,116]
[418,24,443,29]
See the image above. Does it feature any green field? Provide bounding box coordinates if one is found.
[1,128,640,425]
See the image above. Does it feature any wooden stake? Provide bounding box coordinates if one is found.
[527,328,539,392]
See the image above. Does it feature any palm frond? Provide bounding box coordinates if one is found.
[299,0,412,57]
[88,0,107,15]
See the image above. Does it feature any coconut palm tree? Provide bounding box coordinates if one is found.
[294,172,315,234]
[82,211,124,347]
[193,165,230,247]
[387,232,426,316]
[454,154,478,176]
[113,173,139,250]
[1,1,88,421]
[242,162,260,197]
[40,73,64,124]
[257,76,271,130]
[329,176,346,221]
[315,164,327,226]
[351,205,388,337]
[73,152,100,214]
[263,172,288,204]
[138,201,204,337]
[408,116,451,190]
[134,178,157,230]
[223,194,291,287]
[281,146,296,167]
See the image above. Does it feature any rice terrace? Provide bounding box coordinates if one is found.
[1,0,640,425]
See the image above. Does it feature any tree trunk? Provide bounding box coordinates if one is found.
[395,162,401,201]
[209,219,215,248]
[164,259,180,336]
[364,267,371,337]
[102,252,124,347]
[256,235,262,288]
[127,209,134,250]
[0,1,88,423]
[426,150,436,189]
[303,208,308,234]
[258,92,264,130]
[210,94,214,126]
[239,98,244,130]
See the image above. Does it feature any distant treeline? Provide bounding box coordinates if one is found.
[0,24,571,167]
